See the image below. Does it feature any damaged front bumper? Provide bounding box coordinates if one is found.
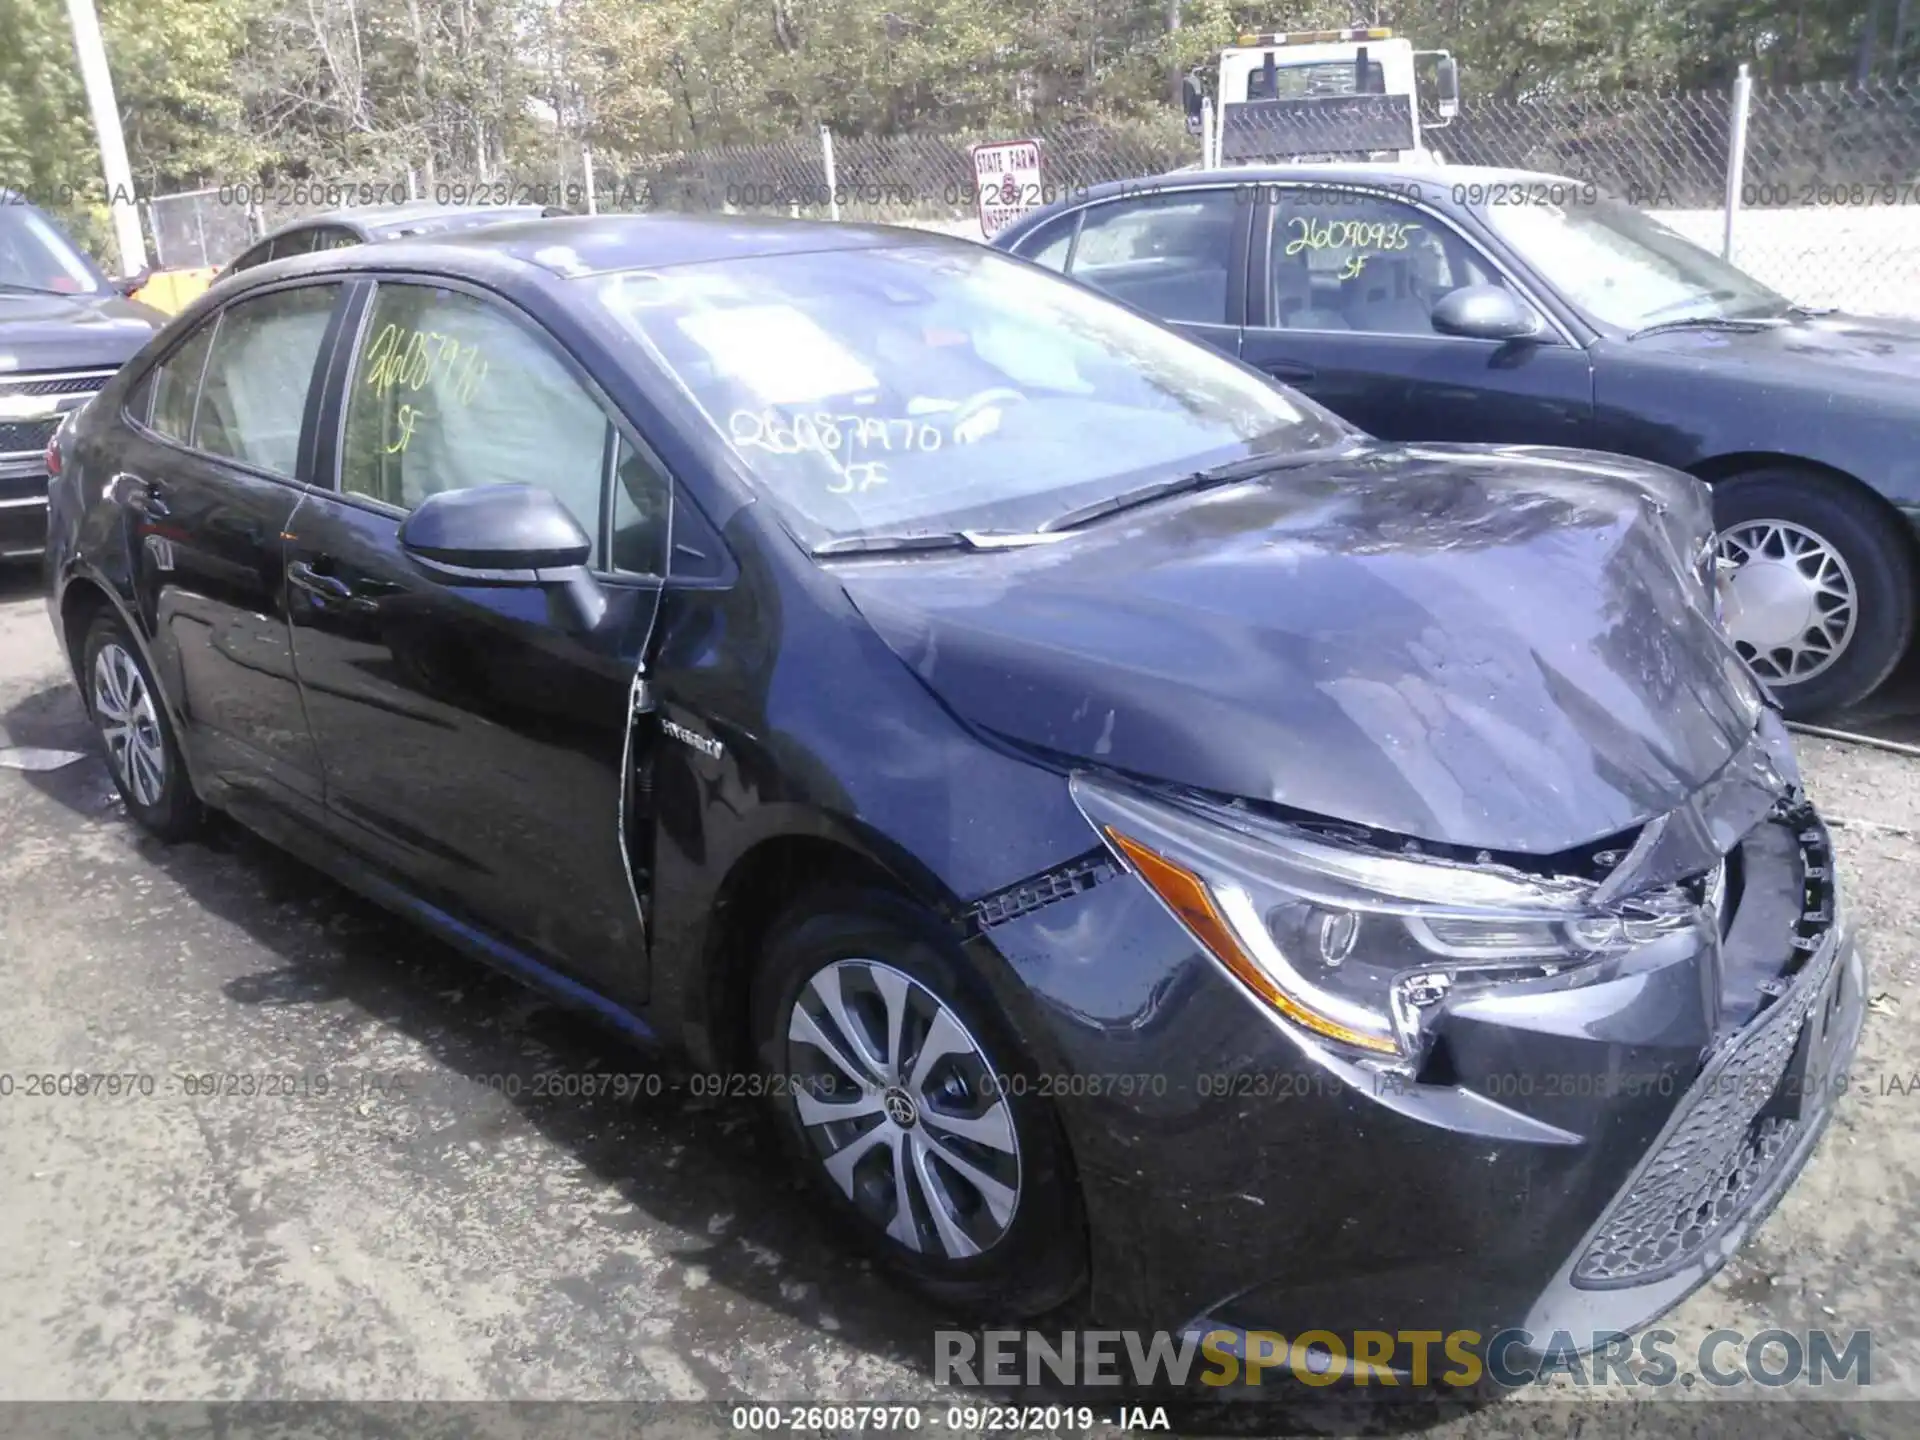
[972,712,1864,1357]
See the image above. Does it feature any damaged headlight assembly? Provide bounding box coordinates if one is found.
[1071,773,1700,1064]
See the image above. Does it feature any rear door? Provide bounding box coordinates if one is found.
[285,277,671,1001]
[1009,187,1248,357]
[118,281,347,815]
[1240,184,1596,445]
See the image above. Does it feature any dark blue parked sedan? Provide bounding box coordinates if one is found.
[43,214,1862,1364]
[995,165,1920,719]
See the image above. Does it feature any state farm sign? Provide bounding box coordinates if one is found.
[970,139,1044,237]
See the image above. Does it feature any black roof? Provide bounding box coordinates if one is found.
[269,201,548,242]
[346,212,962,275]
[990,162,1572,244]
[216,212,971,299]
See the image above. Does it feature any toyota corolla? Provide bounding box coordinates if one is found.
[42,215,1864,1363]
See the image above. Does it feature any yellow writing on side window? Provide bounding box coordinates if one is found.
[1284,215,1423,256]
[363,323,490,407]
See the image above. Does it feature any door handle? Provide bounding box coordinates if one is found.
[1264,360,1316,383]
[287,559,354,602]
[126,478,171,519]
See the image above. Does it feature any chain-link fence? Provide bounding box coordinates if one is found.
[1432,76,1920,315]
[145,186,256,269]
[138,75,1920,316]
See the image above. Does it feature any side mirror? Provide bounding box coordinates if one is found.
[1435,55,1460,119]
[399,484,606,628]
[1431,283,1542,342]
[1182,73,1205,128]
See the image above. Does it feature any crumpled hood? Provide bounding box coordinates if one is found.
[835,443,1764,857]
[0,291,162,371]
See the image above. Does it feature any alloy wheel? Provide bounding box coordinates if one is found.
[1715,518,1858,685]
[785,958,1021,1260]
[92,642,167,808]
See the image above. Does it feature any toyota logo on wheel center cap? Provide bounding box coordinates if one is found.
[882,1087,919,1128]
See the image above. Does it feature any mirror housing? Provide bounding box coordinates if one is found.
[1435,55,1460,119]
[399,484,606,628]
[1431,284,1543,342]
[1182,72,1205,132]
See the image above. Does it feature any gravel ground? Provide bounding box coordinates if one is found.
[0,562,1916,1439]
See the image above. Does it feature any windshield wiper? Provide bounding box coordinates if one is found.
[1038,442,1359,534]
[0,281,69,297]
[813,531,976,557]
[1628,314,1789,340]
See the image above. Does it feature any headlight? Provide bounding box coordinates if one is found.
[1071,773,1699,1061]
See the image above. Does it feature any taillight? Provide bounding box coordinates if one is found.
[44,432,62,478]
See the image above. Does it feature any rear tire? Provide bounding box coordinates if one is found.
[1712,468,1915,718]
[83,613,201,841]
[751,887,1087,1317]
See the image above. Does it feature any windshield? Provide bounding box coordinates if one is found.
[0,204,109,295]
[596,244,1347,546]
[1477,193,1786,331]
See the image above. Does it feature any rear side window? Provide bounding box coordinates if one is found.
[226,240,273,273]
[1013,214,1077,272]
[1064,190,1238,325]
[339,283,622,566]
[193,286,339,475]
[268,227,320,261]
[143,323,218,443]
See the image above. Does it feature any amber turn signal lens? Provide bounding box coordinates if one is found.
[1104,826,1399,1055]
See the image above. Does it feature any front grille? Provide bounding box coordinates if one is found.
[1572,809,1839,1289]
[0,369,112,460]
[0,368,116,399]
[0,417,59,456]
[0,471,48,504]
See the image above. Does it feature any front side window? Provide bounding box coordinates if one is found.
[1478,194,1786,331]
[1065,190,1239,325]
[0,204,108,295]
[597,244,1347,547]
[194,285,339,475]
[339,284,628,567]
[1268,190,1503,335]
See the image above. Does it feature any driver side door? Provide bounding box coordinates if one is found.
[1240,185,1597,446]
[286,278,672,1002]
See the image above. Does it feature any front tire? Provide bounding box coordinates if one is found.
[83,613,201,841]
[1712,468,1916,717]
[751,889,1086,1316]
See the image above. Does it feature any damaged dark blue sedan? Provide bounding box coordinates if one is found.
[42,215,1863,1364]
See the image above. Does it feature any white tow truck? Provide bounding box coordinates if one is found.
[1180,26,1460,167]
